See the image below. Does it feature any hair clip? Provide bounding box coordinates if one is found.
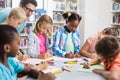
[68,13,71,17]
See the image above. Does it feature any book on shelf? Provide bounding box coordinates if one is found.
[112,2,120,11]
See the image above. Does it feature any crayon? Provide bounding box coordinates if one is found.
[64,61,77,64]
[83,58,89,62]
[61,66,71,72]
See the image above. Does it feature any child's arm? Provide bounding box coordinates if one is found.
[52,31,66,57]
[80,41,96,59]
[93,69,120,80]
[83,58,100,68]
[19,66,56,80]
[18,66,39,78]
[74,51,81,58]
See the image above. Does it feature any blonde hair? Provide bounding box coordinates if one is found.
[8,7,26,22]
[34,15,53,38]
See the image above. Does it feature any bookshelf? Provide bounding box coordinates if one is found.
[19,22,35,54]
[111,0,120,40]
[52,0,79,36]
[111,0,120,26]
[0,0,12,10]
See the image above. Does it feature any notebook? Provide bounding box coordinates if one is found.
[78,64,104,72]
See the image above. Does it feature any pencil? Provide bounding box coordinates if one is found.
[64,61,77,64]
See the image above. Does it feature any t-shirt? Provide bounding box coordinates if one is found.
[87,33,98,53]
[0,57,24,80]
[0,7,11,24]
[38,34,47,54]
[65,32,74,53]
[103,53,120,72]
[0,8,26,34]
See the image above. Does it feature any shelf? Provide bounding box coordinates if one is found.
[111,23,120,25]
[111,10,120,13]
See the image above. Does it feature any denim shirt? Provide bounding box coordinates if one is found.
[52,26,81,57]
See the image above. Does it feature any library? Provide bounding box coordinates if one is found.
[0,0,120,80]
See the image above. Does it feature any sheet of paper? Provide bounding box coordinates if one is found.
[21,58,45,65]
[78,64,104,72]
[42,66,62,74]
[46,56,82,62]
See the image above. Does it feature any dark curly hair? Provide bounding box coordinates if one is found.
[20,0,37,7]
[95,36,120,59]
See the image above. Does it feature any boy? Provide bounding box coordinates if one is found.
[83,36,120,80]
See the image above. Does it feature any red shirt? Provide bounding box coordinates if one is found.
[103,53,120,72]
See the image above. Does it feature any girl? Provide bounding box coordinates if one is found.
[1,7,30,61]
[27,15,53,58]
[80,27,117,59]
[52,12,82,58]
[0,25,55,80]
[83,36,120,80]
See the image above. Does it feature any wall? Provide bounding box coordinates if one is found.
[79,0,112,45]
[79,0,85,44]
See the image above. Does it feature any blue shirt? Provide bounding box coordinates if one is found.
[0,8,26,34]
[0,57,24,80]
[52,26,81,57]
[0,7,11,24]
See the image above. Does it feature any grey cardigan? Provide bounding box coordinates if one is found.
[27,32,52,58]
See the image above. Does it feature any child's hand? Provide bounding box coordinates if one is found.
[65,53,75,58]
[46,52,53,58]
[32,61,48,71]
[83,62,90,69]
[38,53,52,59]
[74,52,82,58]
[38,72,56,80]
[38,54,47,59]
[17,55,30,61]
[25,63,34,67]
[90,53,97,59]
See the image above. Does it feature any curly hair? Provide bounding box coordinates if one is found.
[20,0,37,7]
[95,36,120,59]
